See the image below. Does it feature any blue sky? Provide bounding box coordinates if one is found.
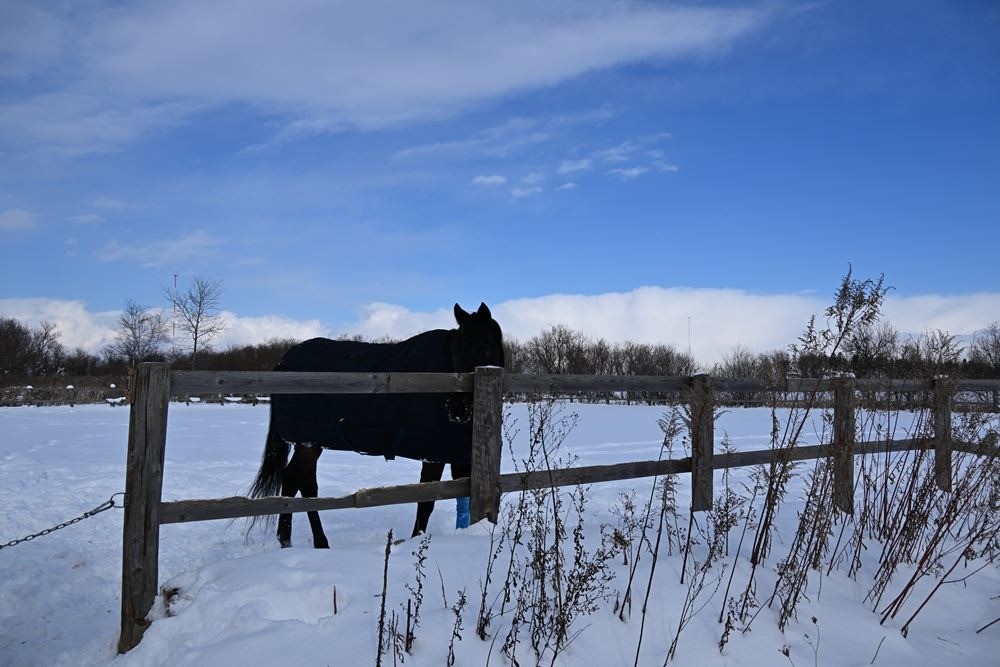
[1,1,998,362]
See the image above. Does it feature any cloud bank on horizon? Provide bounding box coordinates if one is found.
[4,287,999,366]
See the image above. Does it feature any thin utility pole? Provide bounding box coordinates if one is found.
[687,316,692,358]
[171,273,178,338]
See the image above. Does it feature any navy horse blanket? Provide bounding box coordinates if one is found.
[270,330,473,464]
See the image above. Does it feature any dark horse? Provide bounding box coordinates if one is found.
[249,303,504,548]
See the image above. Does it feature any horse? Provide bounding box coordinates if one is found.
[249,302,504,548]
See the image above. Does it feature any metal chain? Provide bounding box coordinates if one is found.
[0,493,125,551]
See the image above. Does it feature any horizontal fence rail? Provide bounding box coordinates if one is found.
[157,437,994,526]
[119,365,1000,654]
[171,370,473,395]
[171,370,1000,396]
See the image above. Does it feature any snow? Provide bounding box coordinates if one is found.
[0,402,997,666]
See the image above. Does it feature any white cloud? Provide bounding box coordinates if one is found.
[0,298,329,354]
[492,288,817,365]
[344,302,455,341]
[0,298,120,352]
[92,196,132,210]
[607,166,648,180]
[883,294,1000,336]
[345,289,1000,365]
[89,3,764,123]
[471,175,506,186]
[96,230,224,267]
[0,208,36,231]
[521,172,545,185]
[395,117,552,161]
[511,186,543,198]
[396,108,618,162]
[215,312,330,349]
[560,134,676,182]
[558,182,577,190]
[596,140,638,164]
[0,1,67,79]
[7,289,1000,365]
[2,3,769,155]
[558,158,591,174]
[0,92,193,157]
[69,213,103,224]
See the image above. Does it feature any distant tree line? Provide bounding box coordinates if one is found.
[3,313,999,384]
[502,324,697,376]
[711,321,1000,382]
[0,316,102,377]
[2,270,999,409]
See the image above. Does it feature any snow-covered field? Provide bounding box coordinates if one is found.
[1,402,997,666]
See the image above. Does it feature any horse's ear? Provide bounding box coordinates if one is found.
[454,303,470,324]
[477,302,491,319]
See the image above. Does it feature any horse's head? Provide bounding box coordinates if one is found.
[448,302,504,422]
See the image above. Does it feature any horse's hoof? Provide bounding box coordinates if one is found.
[314,539,330,549]
[279,538,292,548]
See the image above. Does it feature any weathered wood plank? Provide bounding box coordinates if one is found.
[953,434,999,456]
[159,436,937,525]
[171,370,473,395]
[832,378,856,514]
[499,458,692,492]
[169,370,1000,398]
[690,374,714,512]
[504,373,688,394]
[161,478,472,524]
[854,378,931,392]
[719,437,928,470]
[469,366,504,525]
[715,378,773,393]
[118,363,170,654]
[934,377,955,492]
[954,379,1000,391]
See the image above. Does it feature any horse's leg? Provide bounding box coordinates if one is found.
[299,447,329,549]
[412,461,445,537]
[277,446,305,548]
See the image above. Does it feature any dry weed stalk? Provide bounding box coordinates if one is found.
[403,533,430,653]
[484,399,621,667]
[376,529,393,667]
[446,588,467,666]
[735,270,888,630]
[631,409,684,666]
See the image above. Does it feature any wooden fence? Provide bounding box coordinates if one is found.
[117,363,1000,653]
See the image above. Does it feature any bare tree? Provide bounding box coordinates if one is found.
[713,345,760,378]
[971,321,1000,370]
[0,317,64,375]
[32,321,64,374]
[525,325,581,374]
[166,276,226,369]
[111,300,171,366]
[0,316,36,374]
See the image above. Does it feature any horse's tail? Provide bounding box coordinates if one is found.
[249,407,289,499]
[245,407,289,537]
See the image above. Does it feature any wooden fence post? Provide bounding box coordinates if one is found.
[690,374,714,512]
[469,366,504,525]
[933,377,954,492]
[118,363,170,653]
[832,378,855,514]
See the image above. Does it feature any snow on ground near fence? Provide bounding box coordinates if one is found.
[0,403,996,666]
